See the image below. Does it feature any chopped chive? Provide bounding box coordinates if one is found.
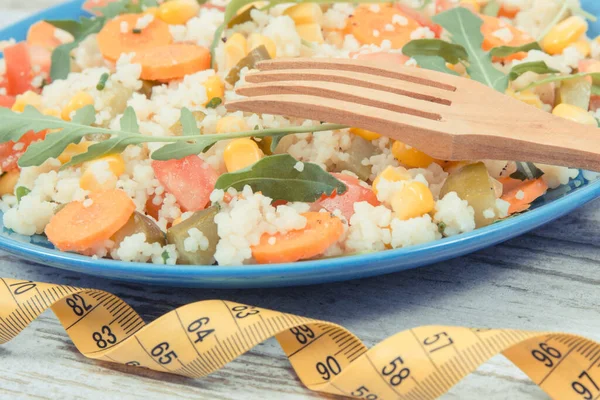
[437,222,447,235]
[132,28,142,34]
[161,250,170,263]
[96,73,110,90]
[16,186,31,203]
[206,97,222,109]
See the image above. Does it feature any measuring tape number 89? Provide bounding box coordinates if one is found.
[1,278,598,400]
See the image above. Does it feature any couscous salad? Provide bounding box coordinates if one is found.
[0,0,597,265]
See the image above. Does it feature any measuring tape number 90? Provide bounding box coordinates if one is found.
[1,277,599,400]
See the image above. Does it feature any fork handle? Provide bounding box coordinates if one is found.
[451,117,600,172]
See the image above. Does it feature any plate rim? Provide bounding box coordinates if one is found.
[1,0,600,284]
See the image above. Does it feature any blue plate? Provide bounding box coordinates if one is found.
[0,0,599,288]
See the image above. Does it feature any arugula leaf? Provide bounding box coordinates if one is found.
[214,154,347,202]
[47,17,106,81]
[411,55,460,76]
[179,108,201,135]
[120,107,140,133]
[402,39,468,64]
[482,0,500,16]
[16,187,31,203]
[270,133,286,153]
[0,103,346,167]
[489,42,541,58]
[520,72,600,91]
[508,61,559,81]
[433,7,508,92]
[510,162,544,181]
[64,136,141,167]
[19,106,96,167]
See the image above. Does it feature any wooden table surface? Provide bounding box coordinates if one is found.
[2,4,600,400]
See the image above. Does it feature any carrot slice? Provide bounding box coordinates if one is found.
[45,189,136,252]
[501,178,548,215]
[498,4,520,19]
[497,176,525,194]
[480,14,534,62]
[350,4,421,49]
[133,43,211,81]
[27,21,63,50]
[97,13,172,62]
[251,212,344,264]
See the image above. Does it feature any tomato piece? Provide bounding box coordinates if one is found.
[435,0,453,13]
[498,4,519,19]
[0,130,48,171]
[0,96,16,108]
[29,45,52,78]
[203,4,226,12]
[396,4,442,38]
[313,173,380,221]
[83,0,118,14]
[152,155,219,212]
[590,95,600,112]
[145,195,162,220]
[4,42,33,96]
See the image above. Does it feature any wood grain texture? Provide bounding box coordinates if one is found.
[2,4,600,399]
[229,58,600,171]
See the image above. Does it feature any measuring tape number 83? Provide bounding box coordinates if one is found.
[1,278,599,400]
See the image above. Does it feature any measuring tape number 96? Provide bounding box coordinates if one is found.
[1,277,599,400]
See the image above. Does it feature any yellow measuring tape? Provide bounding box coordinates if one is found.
[1,277,599,399]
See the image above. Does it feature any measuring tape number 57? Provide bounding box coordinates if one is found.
[1,278,599,400]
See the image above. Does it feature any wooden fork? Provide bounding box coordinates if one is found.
[226,58,600,171]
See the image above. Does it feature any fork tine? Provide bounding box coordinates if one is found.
[256,58,459,91]
[226,94,454,160]
[235,80,448,121]
[245,69,454,106]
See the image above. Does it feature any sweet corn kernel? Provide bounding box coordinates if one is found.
[172,217,182,226]
[57,141,94,164]
[459,0,480,12]
[505,87,544,109]
[215,116,250,133]
[61,91,94,121]
[223,138,264,172]
[80,154,126,192]
[157,0,200,25]
[349,127,381,141]
[225,33,247,70]
[203,75,225,105]
[283,3,323,25]
[552,103,597,126]
[570,40,591,57]
[11,91,42,113]
[247,33,277,58]
[296,23,324,44]
[391,141,436,168]
[390,181,435,220]
[42,108,61,117]
[0,170,20,196]
[372,166,410,196]
[541,16,588,55]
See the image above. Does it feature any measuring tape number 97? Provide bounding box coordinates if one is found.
[1,277,599,400]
